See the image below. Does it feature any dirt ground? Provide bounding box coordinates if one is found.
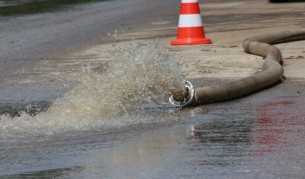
[61,0,305,82]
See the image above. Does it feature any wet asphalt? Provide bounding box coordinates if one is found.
[1,78,305,178]
[0,0,179,114]
[1,0,305,178]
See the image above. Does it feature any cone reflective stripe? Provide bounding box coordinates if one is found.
[178,14,202,27]
[171,0,212,45]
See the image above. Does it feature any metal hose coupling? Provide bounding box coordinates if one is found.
[169,81,195,107]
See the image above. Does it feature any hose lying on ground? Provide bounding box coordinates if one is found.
[169,29,305,107]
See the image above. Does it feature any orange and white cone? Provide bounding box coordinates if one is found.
[171,0,212,45]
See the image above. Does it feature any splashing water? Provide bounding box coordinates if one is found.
[0,42,185,136]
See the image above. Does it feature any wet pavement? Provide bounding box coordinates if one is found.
[1,78,305,178]
[1,0,305,178]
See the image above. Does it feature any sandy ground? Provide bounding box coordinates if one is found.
[109,0,305,80]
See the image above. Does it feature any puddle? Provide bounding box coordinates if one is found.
[1,77,305,178]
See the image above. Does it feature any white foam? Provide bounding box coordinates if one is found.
[0,42,185,137]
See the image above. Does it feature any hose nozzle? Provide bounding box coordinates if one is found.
[169,81,195,107]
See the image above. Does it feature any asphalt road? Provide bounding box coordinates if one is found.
[1,0,305,178]
[0,0,179,77]
[0,0,179,110]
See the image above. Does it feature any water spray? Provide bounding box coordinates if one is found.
[169,81,195,107]
[170,29,305,107]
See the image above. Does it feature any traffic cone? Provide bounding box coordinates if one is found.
[171,0,212,45]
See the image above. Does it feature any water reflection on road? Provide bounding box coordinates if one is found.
[2,80,305,178]
[184,81,305,178]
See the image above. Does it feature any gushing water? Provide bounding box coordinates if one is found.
[0,42,185,136]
